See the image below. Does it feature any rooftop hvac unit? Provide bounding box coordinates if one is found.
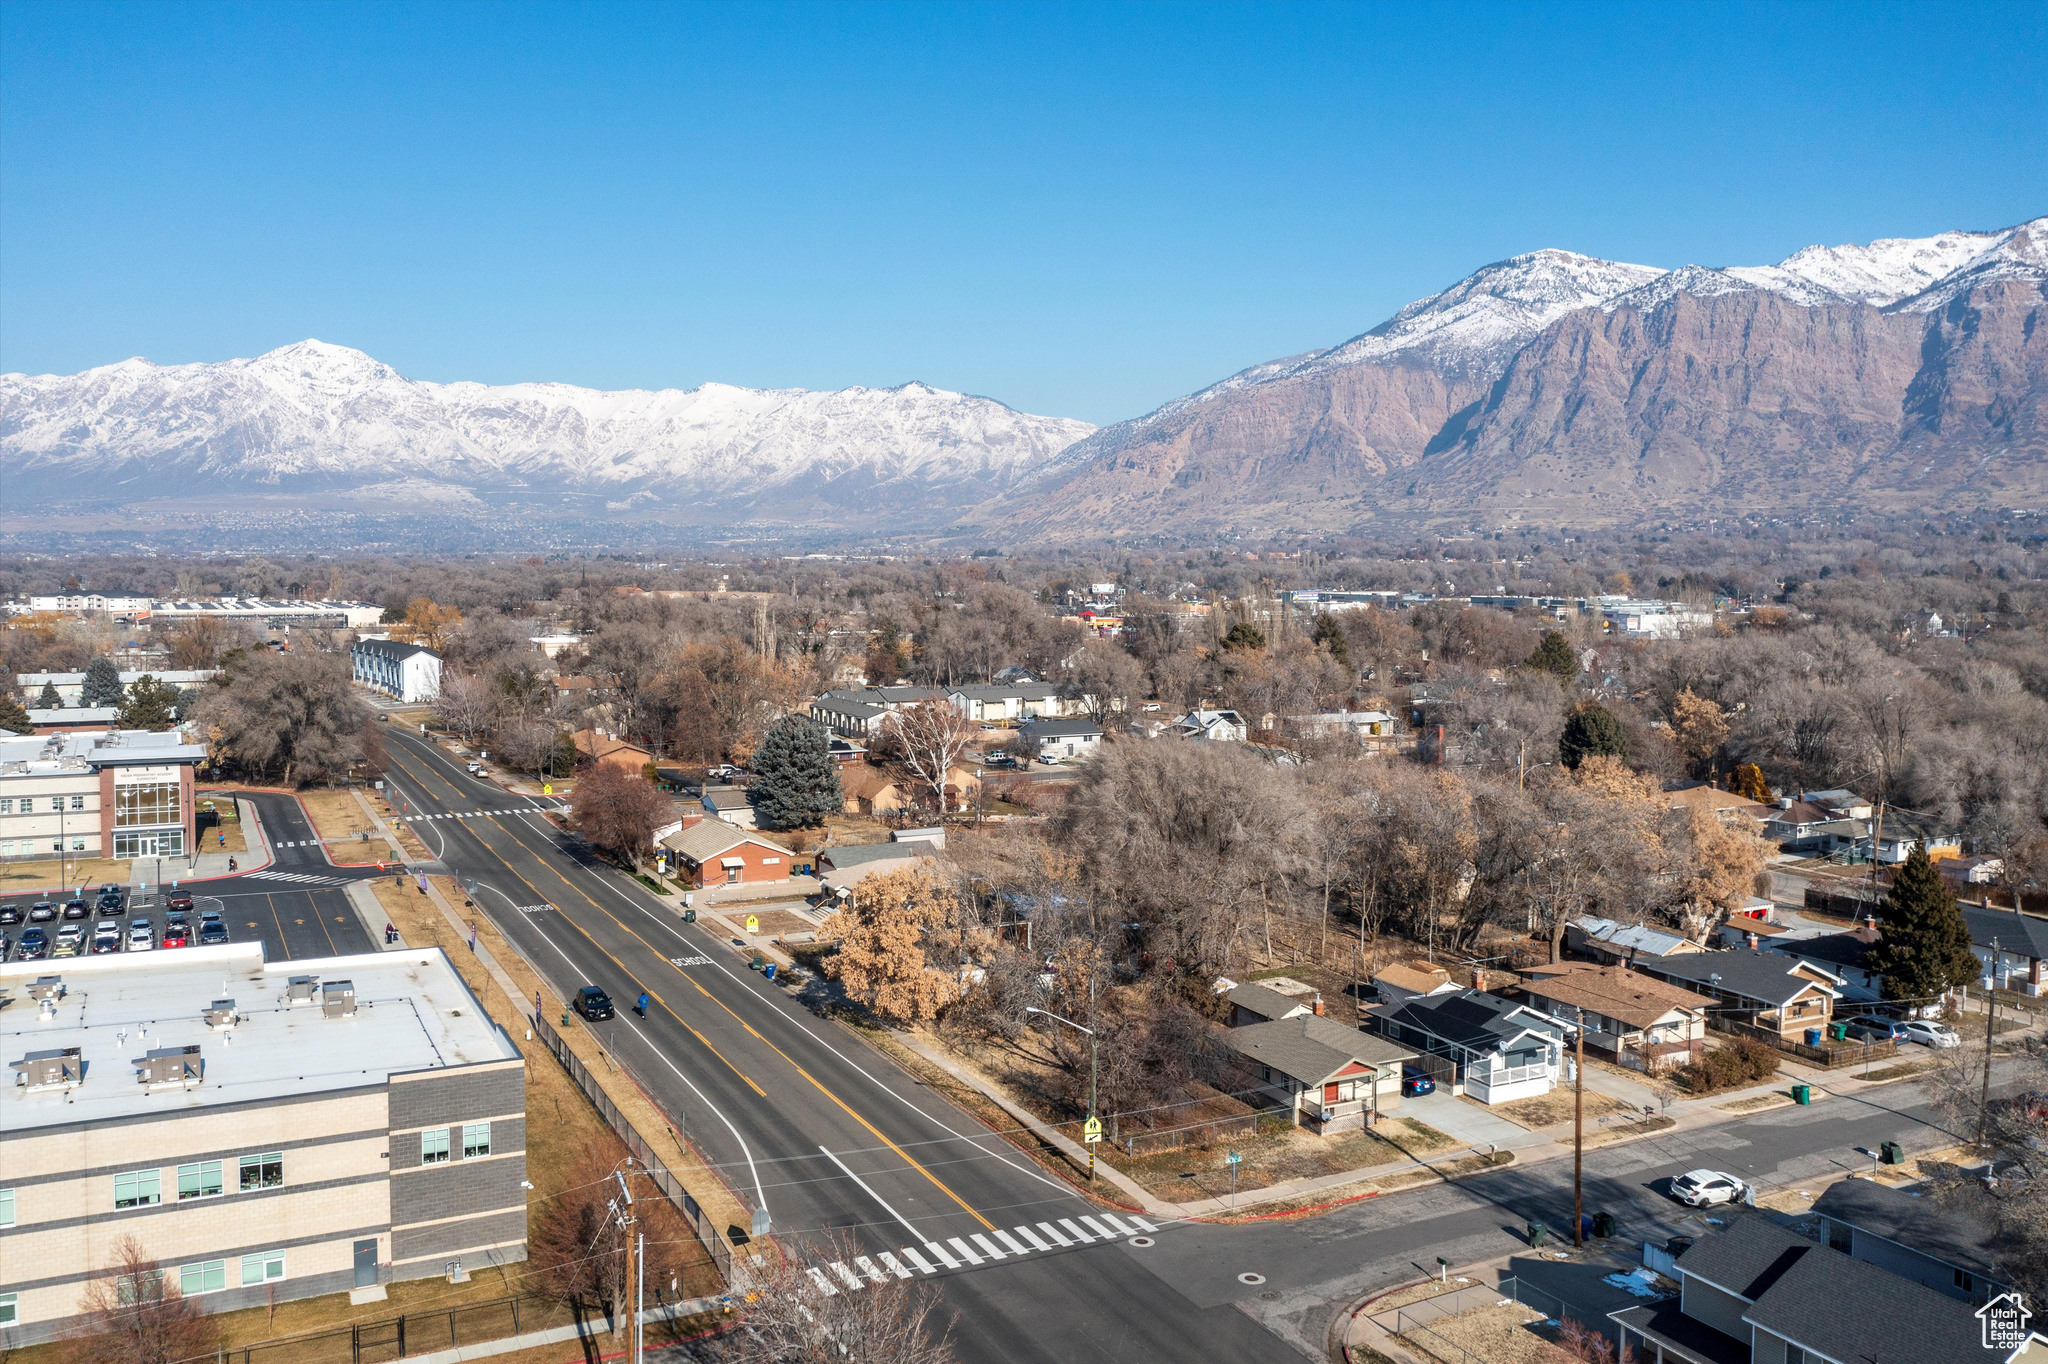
[136,1045,203,1088]
[204,999,239,1030]
[11,1046,85,1090]
[27,975,65,1002]
[321,980,356,1018]
[285,976,320,1006]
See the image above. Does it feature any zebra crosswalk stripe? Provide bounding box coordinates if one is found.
[807,1216,1161,1299]
[1057,1218,1095,1243]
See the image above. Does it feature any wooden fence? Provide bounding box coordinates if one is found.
[1709,1014,1896,1068]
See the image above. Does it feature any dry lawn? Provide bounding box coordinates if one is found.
[1472,1088,1633,1131]
[298,788,400,863]
[1402,1297,1575,1364]
[1852,1061,1929,1084]
[0,857,133,892]
[1116,1113,1459,1200]
[1222,1150,1514,1219]
[1581,1114,1676,1148]
[1370,1276,1493,1313]
[1718,1092,1797,1114]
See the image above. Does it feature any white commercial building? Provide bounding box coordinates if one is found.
[0,728,204,862]
[15,669,218,709]
[351,639,442,704]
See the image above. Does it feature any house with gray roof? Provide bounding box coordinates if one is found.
[1222,1014,1415,1135]
[1962,904,2048,996]
[1763,925,1884,1002]
[1611,1212,1992,1364]
[1811,1178,2011,1306]
[1568,915,1707,963]
[1015,717,1102,762]
[1225,981,1314,1027]
[1368,989,1566,1104]
[1633,948,1841,1040]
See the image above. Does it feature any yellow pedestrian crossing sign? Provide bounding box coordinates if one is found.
[745,914,759,934]
[542,783,553,796]
[1083,1116,1102,1144]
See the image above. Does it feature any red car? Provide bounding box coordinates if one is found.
[162,921,191,948]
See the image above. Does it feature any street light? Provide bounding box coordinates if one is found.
[1025,1006,1098,1180]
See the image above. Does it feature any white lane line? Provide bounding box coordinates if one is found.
[991,1229,1029,1256]
[853,1256,884,1285]
[946,1237,984,1266]
[968,1232,1006,1260]
[1058,1218,1096,1243]
[1036,1221,1074,1247]
[1012,1225,1052,1251]
[1129,1214,1158,1232]
[1098,1213,1136,1236]
[878,1251,912,1280]
[924,1241,961,1269]
[818,1145,927,1244]
[899,1246,937,1275]
[807,1267,837,1296]
[830,1262,863,1290]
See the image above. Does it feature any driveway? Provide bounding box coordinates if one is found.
[1399,1089,1541,1151]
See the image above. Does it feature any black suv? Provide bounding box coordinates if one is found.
[0,903,21,925]
[199,918,230,945]
[575,986,615,1021]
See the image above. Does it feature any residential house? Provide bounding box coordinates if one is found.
[699,784,757,830]
[1716,917,1795,949]
[838,763,980,818]
[572,730,656,778]
[1173,709,1249,742]
[1611,1213,1990,1364]
[945,683,1090,725]
[1369,990,1568,1105]
[1940,853,2005,886]
[1633,948,1841,1040]
[826,736,869,768]
[1370,960,1461,1007]
[815,841,932,894]
[350,639,442,704]
[1858,811,1962,864]
[657,822,793,889]
[1223,1015,1415,1134]
[1761,799,1861,853]
[1811,1178,2012,1306]
[808,686,948,737]
[1664,782,1774,827]
[1225,981,1316,1027]
[1763,921,1885,1002]
[1280,710,1398,744]
[1962,904,2048,996]
[1567,916,1707,964]
[1514,963,1711,1073]
[1015,717,1102,762]
[1802,788,1875,822]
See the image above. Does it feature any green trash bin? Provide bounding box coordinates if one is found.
[1829,1022,1848,1041]
[1881,1140,1904,1165]
[1527,1219,1548,1248]
[1793,1083,1812,1104]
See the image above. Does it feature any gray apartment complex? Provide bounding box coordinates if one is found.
[0,942,526,1346]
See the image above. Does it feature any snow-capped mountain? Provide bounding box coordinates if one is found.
[0,341,1096,512]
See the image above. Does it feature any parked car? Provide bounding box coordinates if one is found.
[63,898,89,919]
[96,897,125,918]
[98,883,124,903]
[127,919,155,951]
[1401,1065,1438,1097]
[1902,1020,1962,1048]
[28,901,57,922]
[467,761,487,776]
[54,923,86,957]
[982,751,1018,769]
[162,920,191,948]
[166,891,195,914]
[19,927,51,960]
[91,926,122,954]
[0,931,10,961]
[575,985,615,1020]
[0,902,22,925]
[199,918,229,945]
[706,763,739,780]
[1669,1169,1747,1207]
[1841,1016,1910,1043]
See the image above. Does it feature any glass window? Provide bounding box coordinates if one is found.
[115,1272,163,1305]
[114,781,180,828]
[0,798,12,814]
[69,795,85,811]
[462,1122,491,1159]
[420,1128,450,1164]
[114,1169,162,1209]
[239,1152,284,1190]
[240,1251,285,1286]
[50,797,65,813]
[177,1160,223,1201]
[0,1188,13,1227]
[178,1260,226,1296]
[0,1292,14,1326]
[69,837,86,852]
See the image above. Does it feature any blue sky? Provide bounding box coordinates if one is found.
[3,1,2042,425]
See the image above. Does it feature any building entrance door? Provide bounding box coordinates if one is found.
[354,1238,378,1288]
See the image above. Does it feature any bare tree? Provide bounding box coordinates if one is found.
[738,1232,956,1364]
[886,701,979,816]
[63,1234,222,1364]
[568,760,669,869]
[1920,1038,2048,1299]
[436,669,500,744]
[191,648,367,787]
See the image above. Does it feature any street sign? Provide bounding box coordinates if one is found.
[1082,1116,1103,1144]
[744,914,759,934]
[750,1208,771,1238]
[1224,1150,1242,1165]
[542,783,553,796]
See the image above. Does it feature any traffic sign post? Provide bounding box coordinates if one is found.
[1436,1255,1449,1285]
[1083,1115,1102,1181]
[1225,1149,1242,1211]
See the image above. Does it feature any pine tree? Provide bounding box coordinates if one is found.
[750,715,842,831]
[116,675,181,731]
[1221,621,1266,651]
[1729,762,1774,804]
[38,680,62,709]
[1559,704,1627,769]
[81,656,124,708]
[0,690,31,734]
[1527,630,1578,680]
[1866,846,1981,1003]
[1310,613,1350,666]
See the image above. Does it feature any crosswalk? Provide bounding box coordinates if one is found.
[260,871,351,887]
[803,1213,1157,1297]
[393,808,562,823]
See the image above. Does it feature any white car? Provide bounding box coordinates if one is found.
[1669,1169,1747,1207]
[126,920,155,952]
[1902,1020,1961,1048]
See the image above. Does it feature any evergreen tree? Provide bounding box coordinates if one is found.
[0,690,31,734]
[38,680,62,709]
[550,731,580,780]
[750,715,842,830]
[1221,621,1267,651]
[1558,704,1628,769]
[1729,762,1774,804]
[80,656,124,708]
[1310,614,1350,666]
[1527,630,1579,680]
[1866,846,1981,1003]
[116,675,181,731]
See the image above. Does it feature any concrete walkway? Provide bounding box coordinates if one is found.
[1399,1090,1532,1151]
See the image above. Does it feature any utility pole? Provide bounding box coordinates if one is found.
[1518,740,1527,791]
[613,1168,640,1364]
[1026,1005,1098,1181]
[1573,1004,1585,1248]
[1979,938,1999,1157]
[1868,801,1886,904]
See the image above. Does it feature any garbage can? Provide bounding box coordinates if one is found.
[1527,1220,1548,1248]
[1881,1140,1903,1165]
[1594,1212,1617,1238]
[682,908,697,922]
[1830,1022,1848,1041]
[1805,1027,1823,1047]
[1793,1083,1812,1104]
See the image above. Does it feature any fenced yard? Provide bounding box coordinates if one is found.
[1372,1275,1629,1364]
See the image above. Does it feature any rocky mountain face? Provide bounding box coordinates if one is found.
[994,218,2048,536]
[0,341,1097,527]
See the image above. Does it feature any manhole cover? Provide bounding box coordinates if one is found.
[1260,1291,1279,1301]
[1237,1272,1266,1286]
[1129,1236,1155,1247]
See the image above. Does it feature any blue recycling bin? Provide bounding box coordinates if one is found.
[1805,1027,1822,1046]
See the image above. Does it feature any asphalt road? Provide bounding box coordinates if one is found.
[180,791,379,962]
[375,729,2012,1364]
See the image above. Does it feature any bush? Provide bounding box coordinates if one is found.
[1674,1037,1780,1094]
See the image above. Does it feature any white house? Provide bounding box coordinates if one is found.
[351,638,443,703]
[1174,709,1249,742]
[1371,989,1568,1105]
[1015,717,1102,762]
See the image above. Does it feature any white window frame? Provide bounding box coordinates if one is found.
[177,1159,223,1201]
[114,1168,162,1209]
[0,1188,14,1227]
[239,1151,284,1190]
[240,1250,286,1287]
[462,1121,491,1159]
[420,1127,451,1164]
[178,1260,227,1297]
[0,1291,15,1326]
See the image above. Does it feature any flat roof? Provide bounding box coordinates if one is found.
[0,726,207,774]
[0,943,518,1135]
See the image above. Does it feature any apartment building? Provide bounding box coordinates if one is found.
[351,638,443,704]
[0,942,526,1347]
[0,728,204,862]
